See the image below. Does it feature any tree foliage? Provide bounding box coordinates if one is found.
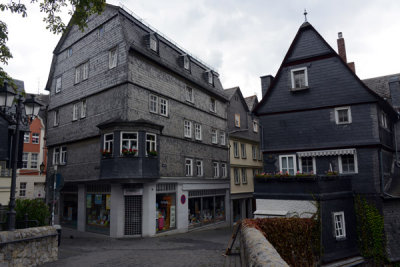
[0,0,106,87]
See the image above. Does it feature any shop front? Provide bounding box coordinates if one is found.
[60,184,78,229]
[188,189,226,229]
[86,184,111,235]
[156,184,176,233]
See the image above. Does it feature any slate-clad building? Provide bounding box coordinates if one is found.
[45,4,230,237]
[254,21,400,263]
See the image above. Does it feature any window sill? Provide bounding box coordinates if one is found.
[335,236,346,241]
[336,122,352,125]
[290,86,309,92]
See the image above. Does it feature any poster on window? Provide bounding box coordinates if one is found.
[86,194,92,208]
[106,194,111,210]
[170,205,176,228]
[95,194,103,205]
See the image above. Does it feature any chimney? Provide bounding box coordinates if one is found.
[337,32,356,73]
[260,75,274,98]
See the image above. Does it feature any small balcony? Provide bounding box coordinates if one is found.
[100,155,159,180]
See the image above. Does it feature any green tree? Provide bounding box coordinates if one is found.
[0,0,106,88]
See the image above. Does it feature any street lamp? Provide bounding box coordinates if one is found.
[0,82,42,231]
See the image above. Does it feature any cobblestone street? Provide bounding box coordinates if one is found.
[41,225,234,267]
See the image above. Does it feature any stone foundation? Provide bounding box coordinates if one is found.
[0,226,58,266]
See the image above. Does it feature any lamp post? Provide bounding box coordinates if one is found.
[0,83,42,231]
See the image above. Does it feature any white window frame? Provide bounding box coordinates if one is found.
[146,133,157,156]
[335,106,352,124]
[195,124,202,141]
[149,95,158,114]
[221,163,227,178]
[242,168,247,184]
[279,155,297,175]
[55,77,62,93]
[220,131,225,146]
[196,160,203,177]
[234,168,240,185]
[104,133,114,154]
[211,129,218,144]
[60,147,67,165]
[233,142,239,158]
[333,211,346,240]
[253,120,258,132]
[30,153,38,169]
[381,112,388,129]
[208,71,213,85]
[183,55,190,70]
[299,156,316,174]
[186,86,194,103]
[252,145,257,160]
[24,132,30,143]
[338,153,358,174]
[54,110,59,126]
[98,25,104,38]
[184,120,192,138]
[241,143,246,159]
[82,61,89,81]
[290,67,308,89]
[19,182,26,197]
[75,66,81,84]
[210,98,216,113]
[32,133,39,144]
[185,158,193,176]
[81,99,87,119]
[159,98,168,117]
[109,47,118,69]
[67,47,73,58]
[72,103,79,121]
[213,162,219,178]
[53,148,60,165]
[120,132,138,154]
[22,153,28,169]
[234,114,240,127]
[150,35,158,52]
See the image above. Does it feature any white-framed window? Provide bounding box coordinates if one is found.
[242,168,247,184]
[381,112,388,129]
[196,160,203,176]
[221,163,227,178]
[98,25,104,38]
[104,133,113,154]
[24,132,30,143]
[290,67,308,89]
[335,107,352,124]
[333,211,346,239]
[22,153,28,169]
[339,154,358,174]
[75,62,88,84]
[258,148,262,161]
[149,34,158,52]
[149,95,158,114]
[184,120,192,138]
[234,168,240,185]
[211,129,218,144]
[31,153,38,169]
[32,133,39,144]
[213,162,219,178]
[195,124,202,140]
[299,157,316,174]
[252,145,257,160]
[60,147,67,164]
[72,103,79,121]
[55,77,62,93]
[183,55,190,70]
[67,47,73,58]
[220,131,225,146]
[279,155,296,175]
[54,110,59,127]
[81,99,87,118]
[207,71,213,85]
[19,182,26,197]
[210,98,216,113]
[109,47,118,69]
[186,86,194,103]
[185,158,193,176]
[53,148,60,165]
[241,143,246,158]
[234,114,240,127]
[253,120,258,132]
[146,133,157,155]
[121,132,138,154]
[233,142,239,158]
[159,98,168,117]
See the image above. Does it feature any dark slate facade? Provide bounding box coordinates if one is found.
[254,22,400,263]
[45,4,230,237]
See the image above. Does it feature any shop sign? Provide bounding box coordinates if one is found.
[180,194,186,204]
[124,188,143,196]
[94,194,102,205]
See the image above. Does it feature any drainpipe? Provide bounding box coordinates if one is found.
[379,149,385,196]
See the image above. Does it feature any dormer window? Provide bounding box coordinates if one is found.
[183,55,190,70]
[149,34,158,52]
[290,67,308,90]
[207,71,213,85]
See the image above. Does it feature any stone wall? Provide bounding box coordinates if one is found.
[240,224,288,267]
[0,226,58,266]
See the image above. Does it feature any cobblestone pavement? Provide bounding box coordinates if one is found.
[41,225,233,267]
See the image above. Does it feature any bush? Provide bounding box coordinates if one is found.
[15,199,50,227]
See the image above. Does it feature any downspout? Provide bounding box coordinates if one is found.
[379,149,385,196]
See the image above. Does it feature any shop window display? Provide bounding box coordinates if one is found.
[188,198,202,228]
[61,193,78,229]
[215,196,225,222]
[202,197,215,225]
[188,194,225,228]
[156,193,176,232]
[86,193,110,234]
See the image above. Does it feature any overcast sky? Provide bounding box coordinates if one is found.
[2,0,400,98]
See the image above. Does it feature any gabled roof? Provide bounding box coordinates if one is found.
[224,87,249,112]
[253,22,398,117]
[363,73,400,101]
[244,95,258,112]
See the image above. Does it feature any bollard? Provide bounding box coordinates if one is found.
[54,225,62,246]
